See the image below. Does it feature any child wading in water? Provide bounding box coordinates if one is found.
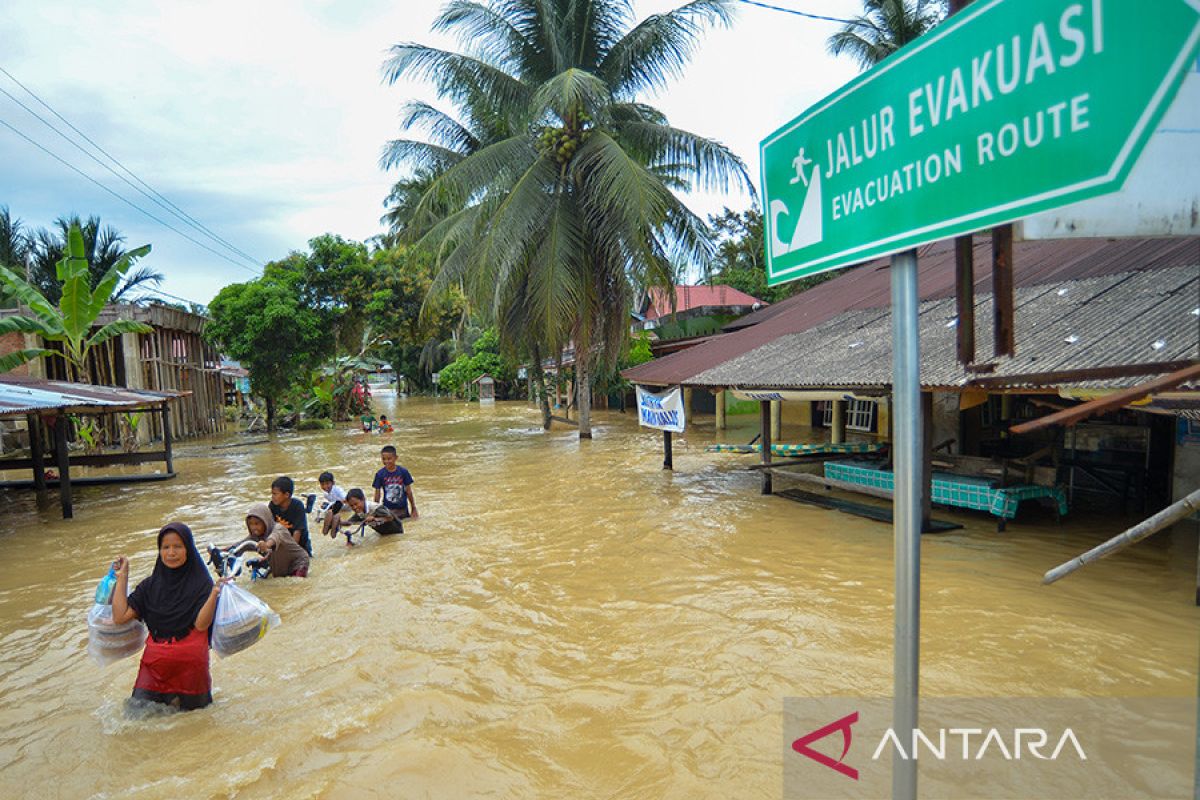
[246,503,310,577]
[111,523,225,711]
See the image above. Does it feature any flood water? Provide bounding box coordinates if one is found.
[0,396,1196,798]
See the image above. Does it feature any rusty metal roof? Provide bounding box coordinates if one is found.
[687,265,1199,391]
[0,376,183,417]
[623,235,1200,386]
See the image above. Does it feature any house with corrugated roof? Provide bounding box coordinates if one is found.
[623,234,1199,522]
[638,284,765,338]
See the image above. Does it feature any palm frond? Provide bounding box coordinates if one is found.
[600,0,735,98]
[382,44,530,118]
[398,101,482,153]
[615,120,752,195]
[530,68,612,122]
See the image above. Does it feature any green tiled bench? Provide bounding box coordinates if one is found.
[706,442,885,456]
[823,461,1068,525]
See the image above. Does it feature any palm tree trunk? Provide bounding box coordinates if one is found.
[577,355,592,439]
[530,343,552,430]
[265,396,277,432]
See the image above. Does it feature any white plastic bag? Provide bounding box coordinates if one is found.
[211,582,280,658]
[86,602,147,666]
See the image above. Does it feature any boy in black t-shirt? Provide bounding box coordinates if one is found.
[268,476,313,556]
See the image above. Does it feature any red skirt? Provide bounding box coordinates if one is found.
[131,627,212,710]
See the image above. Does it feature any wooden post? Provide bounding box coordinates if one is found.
[955,235,975,365]
[760,400,773,495]
[921,392,934,532]
[161,404,174,473]
[27,414,45,491]
[662,430,673,471]
[53,413,72,519]
[715,389,726,431]
[992,225,1015,358]
[831,400,846,444]
[770,399,782,441]
[683,387,693,427]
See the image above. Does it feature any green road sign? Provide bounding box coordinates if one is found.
[762,0,1200,286]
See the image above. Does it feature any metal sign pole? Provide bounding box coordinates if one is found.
[890,249,921,800]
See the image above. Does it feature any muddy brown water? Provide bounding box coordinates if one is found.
[0,397,1196,798]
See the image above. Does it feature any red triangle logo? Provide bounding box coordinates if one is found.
[792,711,859,780]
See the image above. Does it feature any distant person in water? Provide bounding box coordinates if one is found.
[378,415,393,433]
[111,523,225,710]
[372,445,417,530]
[360,412,376,432]
[269,476,312,556]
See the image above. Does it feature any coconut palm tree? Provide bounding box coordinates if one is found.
[0,223,152,381]
[827,0,943,70]
[0,206,30,273]
[28,215,164,305]
[384,0,751,438]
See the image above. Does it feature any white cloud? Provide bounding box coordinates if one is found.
[0,0,863,303]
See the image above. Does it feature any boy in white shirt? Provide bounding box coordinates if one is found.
[317,471,348,538]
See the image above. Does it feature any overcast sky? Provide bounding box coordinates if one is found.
[0,0,863,305]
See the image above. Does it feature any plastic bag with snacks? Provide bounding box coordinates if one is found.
[211,582,280,658]
[87,565,147,666]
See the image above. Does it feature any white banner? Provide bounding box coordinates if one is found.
[636,385,686,433]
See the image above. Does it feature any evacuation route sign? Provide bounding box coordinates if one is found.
[761,0,1200,286]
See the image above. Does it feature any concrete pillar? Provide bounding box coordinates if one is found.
[831,400,846,444]
[715,389,726,431]
[770,399,782,441]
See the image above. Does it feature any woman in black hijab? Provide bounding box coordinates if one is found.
[111,522,224,710]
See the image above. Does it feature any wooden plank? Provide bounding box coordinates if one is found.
[0,472,176,489]
[968,360,1196,388]
[663,430,673,471]
[54,413,71,519]
[783,469,894,501]
[775,488,962,532]
[1010,362,1200,435]
[1043,489,1200,585]
[921,391,933,530]
[760,400,772,495]
[954,234,975,365]
[992,223,1015,357]
[162,405,174,473]
[27,414,45,490]
[746,454,860,470]
[0,450,170,470]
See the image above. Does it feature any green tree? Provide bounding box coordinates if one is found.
[28,214,164,304]
[707,207,843,304]
[0,223,153,381]
[205,275,332,431]
[435,326,513,397]
[827,0,942,70]
[261,235,373,355]
[384,0,751,439]
[0,206,30,274]
[364,244,465,389]
[0,207,30,308]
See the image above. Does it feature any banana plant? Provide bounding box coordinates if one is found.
[0,223,152,381]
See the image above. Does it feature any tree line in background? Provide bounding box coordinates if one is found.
[204,234,467,431]
[0,207,165,305]
[0,1,943,437]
